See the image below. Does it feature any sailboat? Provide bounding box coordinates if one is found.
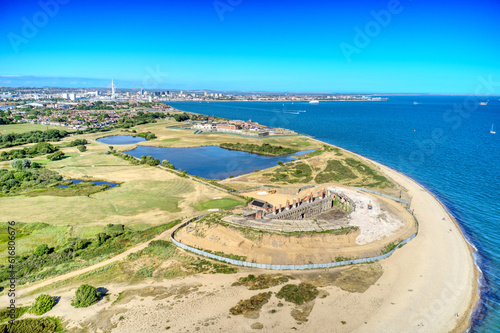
[490,124,496,134]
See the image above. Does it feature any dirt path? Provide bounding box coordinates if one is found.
[14,217,193,298]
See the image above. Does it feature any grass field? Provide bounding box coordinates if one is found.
[0,123,74,134]
[0,139,238,226]
[223,147,396,192]
[194,198,244,211]
[120,120,321,150]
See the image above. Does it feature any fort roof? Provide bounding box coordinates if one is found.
[248,199,273,209]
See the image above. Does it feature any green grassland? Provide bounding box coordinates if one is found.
[0,220,183,287]
[1,178,192,225]
[0,138,238,226]
[23,240,239,296]
[194,198,244,211]
[120,120,321,150]
[231,146,394,190]
[0,123,74,134]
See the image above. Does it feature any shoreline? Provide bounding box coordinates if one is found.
[165,99,386,103]
[159,107,481,331]
[8,114,479,331]
[308,137,480,332]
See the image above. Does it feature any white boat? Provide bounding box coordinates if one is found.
[309,100,319,104]
[491,124,496,134]
[413,101,419,105]
[480,101,488,106]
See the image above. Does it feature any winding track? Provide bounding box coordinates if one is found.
[14,217,193,297]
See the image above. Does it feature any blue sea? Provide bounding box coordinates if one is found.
[167,97,500,332]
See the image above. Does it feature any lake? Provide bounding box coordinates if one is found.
[97,135,146,145]
[125,145,315,180]
[58,180,120,188]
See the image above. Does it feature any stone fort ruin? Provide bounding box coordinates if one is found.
[246,188,355,221]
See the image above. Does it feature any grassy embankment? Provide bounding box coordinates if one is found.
[224,145,396,193]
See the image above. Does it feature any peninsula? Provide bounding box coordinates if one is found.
[0,103,478,333]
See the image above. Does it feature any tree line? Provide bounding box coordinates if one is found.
[220,142,298,156]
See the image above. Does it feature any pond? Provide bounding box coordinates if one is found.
[58,180,120,188]
[97,135,146,145]
[124,146,315,180]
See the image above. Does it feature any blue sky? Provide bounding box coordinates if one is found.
[1,0,499,93]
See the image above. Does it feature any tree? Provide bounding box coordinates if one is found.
[77,145,86,152]
[34,244,50,257]
[21,158,32,169]
[105,224,125,237]
[71,284,99,308]
[10,159,23,170]
[96,232,109,246]
[47,151,65,161]
[278,161,283,166]
[173,113,190,122]
[30,294,56,315]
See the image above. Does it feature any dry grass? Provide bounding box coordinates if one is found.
[1,141,239,226]
[119,120,322,150]
[229,292,272,316]
[222,149,400,195]
[232,274,295,290]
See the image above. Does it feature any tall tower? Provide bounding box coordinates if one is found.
[111,79,116,99]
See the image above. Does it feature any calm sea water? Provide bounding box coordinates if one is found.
[125,145,314,179]
[167,97,500,332]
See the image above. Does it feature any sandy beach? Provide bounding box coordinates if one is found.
[350,156,479,332]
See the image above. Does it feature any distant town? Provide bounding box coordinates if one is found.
[0,81,387,104]
[0,81,388,133]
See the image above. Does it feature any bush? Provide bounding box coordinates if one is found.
[161,160,175,169]
[0,317,63,332]
[34,244,50,257]
[105,224,124,237]
[46,151,65,161]
[77,145,86,152]
[29,294,56,315]
[71,284,99,308]
[140,155,160,166]
[136,131,156,140]
[68,139,88,147]
[276,283,319,305]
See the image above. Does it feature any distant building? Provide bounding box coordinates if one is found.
[69,93,76,101]
[216,123,238,130]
